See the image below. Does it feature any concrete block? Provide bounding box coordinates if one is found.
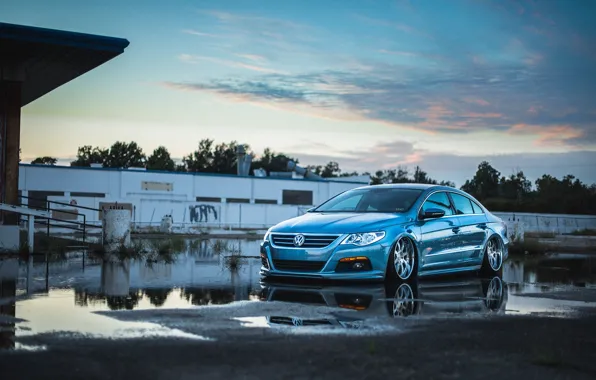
[102,208,132,252]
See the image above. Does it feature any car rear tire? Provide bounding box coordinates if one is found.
[481,236,504,274]
[387,236,418,281]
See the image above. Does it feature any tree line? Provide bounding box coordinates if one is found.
[28,139,596,215]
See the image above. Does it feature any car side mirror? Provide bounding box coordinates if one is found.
[421,208,445,219]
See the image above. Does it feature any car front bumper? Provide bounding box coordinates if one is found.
[259,239,391,281]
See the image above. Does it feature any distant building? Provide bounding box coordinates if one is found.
[18,164,368,228]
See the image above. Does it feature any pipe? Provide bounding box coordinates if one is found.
[287,160,323,180]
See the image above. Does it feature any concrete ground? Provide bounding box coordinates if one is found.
[2,298,596,380]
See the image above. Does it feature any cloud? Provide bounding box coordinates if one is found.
[235,53,268,63]
[353,15,433,39]
[182,29,223,38]
[170,4,596,149]
[178,54,285,74]
[164,56,596,147]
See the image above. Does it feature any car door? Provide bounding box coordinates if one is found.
[418,191,461,271]
[448,192,489,264]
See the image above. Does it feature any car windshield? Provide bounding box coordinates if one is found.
[313,188,423,213]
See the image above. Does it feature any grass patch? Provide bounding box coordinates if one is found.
[568,228,596,236]
[509,239,551,256]
[91,237,187,264]
[525,231,557,239]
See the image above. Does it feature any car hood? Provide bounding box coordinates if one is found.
[271,212,409,234]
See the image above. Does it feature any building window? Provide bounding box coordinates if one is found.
[255,199,277,204]
[196,197,221,203]
[71,192,105,198]
[282,190,313,205]
[227,198,250,204]
[27,191,65,210]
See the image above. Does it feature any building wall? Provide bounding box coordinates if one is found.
[17,165,596,233]
[18,164,365,228]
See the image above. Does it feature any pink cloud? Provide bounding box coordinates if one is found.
[508,124,584,147]
[461,112,502,118]
[463,98,490,106]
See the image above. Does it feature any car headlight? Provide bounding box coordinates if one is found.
[341,231,385,246]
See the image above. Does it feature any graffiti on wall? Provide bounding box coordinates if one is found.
[189,204,218,223]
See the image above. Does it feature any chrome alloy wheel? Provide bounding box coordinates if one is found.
[484,276,504,311]
[486,238,503,271]
[392,282,415,317]
[393,237,415,280]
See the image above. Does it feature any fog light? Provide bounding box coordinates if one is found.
[335,257,372,272]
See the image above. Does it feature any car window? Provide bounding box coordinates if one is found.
[450,193,475,215]
[470,199,484,214]
[315,188,422,213]
[421,192,453,216]
[325,193,363,211]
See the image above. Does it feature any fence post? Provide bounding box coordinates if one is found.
[239,204,242,229]
[28,215,35,253]
[83,214,87,244]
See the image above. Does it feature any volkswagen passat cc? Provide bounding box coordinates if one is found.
[260,184,508,281]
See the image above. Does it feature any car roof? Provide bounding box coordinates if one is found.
[354,183,444,191]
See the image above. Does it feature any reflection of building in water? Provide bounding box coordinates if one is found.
[101,260,130,296]
[0,259,18,350]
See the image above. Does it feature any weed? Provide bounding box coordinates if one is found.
[224,253,244,271]
[211,239,230,255]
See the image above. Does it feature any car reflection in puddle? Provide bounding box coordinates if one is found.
[258,274,508,330]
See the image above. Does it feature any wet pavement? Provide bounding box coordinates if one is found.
[1,239,596,379]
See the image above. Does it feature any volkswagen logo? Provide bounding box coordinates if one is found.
[293,234,305,247]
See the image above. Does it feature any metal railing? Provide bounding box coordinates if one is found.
[16,195,102,245]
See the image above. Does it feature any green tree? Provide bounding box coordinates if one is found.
[70,145,108,167]
[212,141,250,174]
[31,156,57,165]
[320,161,341,177]
[461,161,501,200]
[183,139,215,172]
[103,141,146,168]
[252,148,299,175]
[146,146,175,171]
[499,171,532,200]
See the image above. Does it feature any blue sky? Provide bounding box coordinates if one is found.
[2,0,595,186]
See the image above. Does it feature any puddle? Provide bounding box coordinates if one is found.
[1,239,596,348]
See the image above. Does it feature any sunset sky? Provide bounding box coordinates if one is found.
[2,0,595,186]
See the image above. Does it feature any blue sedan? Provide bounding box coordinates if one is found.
[260,184,508,281]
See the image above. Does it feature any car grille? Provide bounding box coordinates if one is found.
[268,316,332,326]
[272,259,326,272]
[270,233,340,248]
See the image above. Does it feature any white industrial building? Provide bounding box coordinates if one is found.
[18,164,368,229]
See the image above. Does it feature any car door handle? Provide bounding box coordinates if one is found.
[477,223,487,230]
[452,227,460,233]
